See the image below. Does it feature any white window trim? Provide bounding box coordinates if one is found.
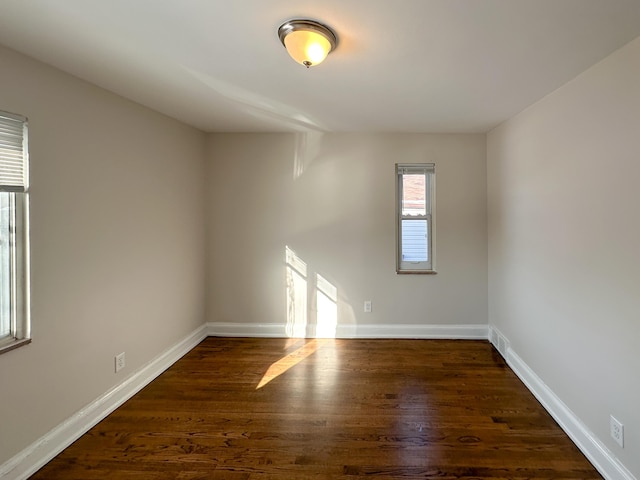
[396,163,436,274]
[0,110,31,354]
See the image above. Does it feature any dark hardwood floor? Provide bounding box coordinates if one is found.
[30,338,602,479]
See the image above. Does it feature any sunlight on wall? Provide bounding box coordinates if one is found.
[286,245,308,338]
[315,273,337,338]
[293,131,324,179]
[285,246,338,339]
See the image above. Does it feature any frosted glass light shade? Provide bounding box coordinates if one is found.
[278,19,337,68]
[284,30,331,66]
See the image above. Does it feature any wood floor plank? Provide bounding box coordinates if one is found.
[29,338,602,479]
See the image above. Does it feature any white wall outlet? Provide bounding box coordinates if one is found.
[364,300,372,313]
[610,415,624,448]
[115,352,126,373]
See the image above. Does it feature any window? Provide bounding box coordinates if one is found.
[396,163,435,273]
[0,110,30,354]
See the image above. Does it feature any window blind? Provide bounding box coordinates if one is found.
[396,163,434,175]
[0,111,28,192]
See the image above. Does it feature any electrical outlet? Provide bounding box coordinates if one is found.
[115,352,126,373]
[364,300,372,313]
[610,415,624,448]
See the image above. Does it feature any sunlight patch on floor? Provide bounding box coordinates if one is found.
[256,339,330,389]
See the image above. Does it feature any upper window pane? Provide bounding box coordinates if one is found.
[402,174,426,216]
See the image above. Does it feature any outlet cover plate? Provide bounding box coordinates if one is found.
[610,415,624,448]
[115,352,126,373]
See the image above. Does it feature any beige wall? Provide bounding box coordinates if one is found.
[487,37,640,476]
[0,45,207,463]
[206,133,487,334]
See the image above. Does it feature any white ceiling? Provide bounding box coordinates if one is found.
[1,0,639,133]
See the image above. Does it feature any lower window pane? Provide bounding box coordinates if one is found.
[401,219,428,262]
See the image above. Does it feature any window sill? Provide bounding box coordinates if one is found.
[396,270,437,275]
[0,337,31,355]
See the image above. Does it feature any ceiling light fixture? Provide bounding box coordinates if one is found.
[278,19,337,68]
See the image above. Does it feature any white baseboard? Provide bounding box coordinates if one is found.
[0,325,208,480]
[207,322,488,339]
[206,322,286,337]
[488,326,636,480]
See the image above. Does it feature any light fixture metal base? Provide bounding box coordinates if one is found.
[278,18,338,50]
[278,18,338,53]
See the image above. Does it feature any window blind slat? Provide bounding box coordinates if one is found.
[0,112,27,192]
[0,124,23,136]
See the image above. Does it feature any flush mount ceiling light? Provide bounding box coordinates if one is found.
[278,19,337,68]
